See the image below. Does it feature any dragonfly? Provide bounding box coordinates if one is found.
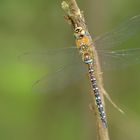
[20,15,140,127]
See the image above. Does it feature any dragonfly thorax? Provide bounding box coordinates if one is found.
[74,27,94,64]
[74,27,91,48]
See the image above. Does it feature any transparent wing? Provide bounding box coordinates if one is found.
[19,47,89,93]
[94,15,140,50]
[31,59,88,94]
[19,47,79,73]
[97,48,140,70]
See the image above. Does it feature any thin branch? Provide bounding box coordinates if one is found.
[61,1,86,29]
[61,0,110,140]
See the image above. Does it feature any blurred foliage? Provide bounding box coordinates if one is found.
[0,0,140,140]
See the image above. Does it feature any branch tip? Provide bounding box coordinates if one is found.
[61,1,70,14]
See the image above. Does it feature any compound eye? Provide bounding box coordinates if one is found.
[75,27,82,33]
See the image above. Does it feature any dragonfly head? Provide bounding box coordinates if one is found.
[74,27,86,39]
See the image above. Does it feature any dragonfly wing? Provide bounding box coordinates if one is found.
[31,59,88,94]
[19,47,90,94]
[97,48,140,70]
[94,15,140,50]
[19,47,78,73]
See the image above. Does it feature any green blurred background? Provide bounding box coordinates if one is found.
[0,0,140,139]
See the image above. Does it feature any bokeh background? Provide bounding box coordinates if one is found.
[0,0,140,140]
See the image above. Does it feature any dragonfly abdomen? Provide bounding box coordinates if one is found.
[88,64,107,127]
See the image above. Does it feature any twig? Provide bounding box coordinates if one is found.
[61,0,110,140]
